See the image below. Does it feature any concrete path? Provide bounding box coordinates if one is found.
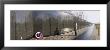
[74,24,99,40]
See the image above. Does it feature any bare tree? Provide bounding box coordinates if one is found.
[63,11,78,36]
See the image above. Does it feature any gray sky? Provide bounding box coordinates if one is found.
[83,11,100,24]
[59,11,100,24]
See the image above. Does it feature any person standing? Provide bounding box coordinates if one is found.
[54,28,60,35]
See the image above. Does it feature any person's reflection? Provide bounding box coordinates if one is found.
[54,28,60,35]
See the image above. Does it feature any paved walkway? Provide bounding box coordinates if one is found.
[74,24,99,40]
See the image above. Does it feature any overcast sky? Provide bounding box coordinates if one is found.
[83,11,100,24]
[14,10,100,24]
[58,10,100,24]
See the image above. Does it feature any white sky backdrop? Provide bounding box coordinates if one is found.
[83,11,100,24]
[59,11,100,24]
